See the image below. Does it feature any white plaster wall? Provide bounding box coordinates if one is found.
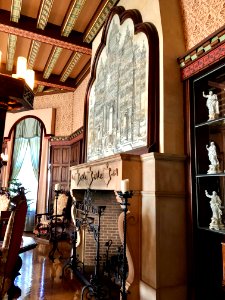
[4,108,55,138]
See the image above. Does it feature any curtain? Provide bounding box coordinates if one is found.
[36,135,50,214]
[29,136,41,180]
[11,118,41,181]
[11,136,29,180]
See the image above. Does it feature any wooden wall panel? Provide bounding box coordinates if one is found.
[49,141,82,205]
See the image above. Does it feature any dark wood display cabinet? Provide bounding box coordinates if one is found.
[189,62,225,300]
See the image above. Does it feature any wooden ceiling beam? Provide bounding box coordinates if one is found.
[0,62,76,91]
[74,59,91,87]
[35,70,76,90]
[0,8,92,54]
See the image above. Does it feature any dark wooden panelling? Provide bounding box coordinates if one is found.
[49,140,83,206]
[71,140,82,165]
[50,146,71,207]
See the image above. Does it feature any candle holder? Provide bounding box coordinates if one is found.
[81,205,110,300]
[62,218,84,277]
[49,189,63,262]
[117,190,133,300]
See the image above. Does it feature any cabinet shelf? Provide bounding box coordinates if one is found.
[196,173,225,178]
[195,117,225,128]
[198,226,225,235]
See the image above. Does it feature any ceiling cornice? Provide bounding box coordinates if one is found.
[0,8,92,54]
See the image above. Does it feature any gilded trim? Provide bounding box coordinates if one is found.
[6,34,17,71]
[84,0,118,43]
[36,85,44,93]
[60,52,82,82]
[10,0,22,22]
[61,0,86,37]
[28,40,41,69]
[37,0,54,30]
[50,126,84,142]
[43,46,63,79]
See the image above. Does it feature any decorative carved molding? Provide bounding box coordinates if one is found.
[0,9,91,55]
[83,0,119,43]
[178,25,225,80]
[43,46,63,79]
[6,34,17,71]
[72,164,118,188]
[50,127,84,143]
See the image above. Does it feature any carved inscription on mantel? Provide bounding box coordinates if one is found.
[71,162,119,190]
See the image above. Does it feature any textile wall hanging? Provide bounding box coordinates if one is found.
[85,6,159,162]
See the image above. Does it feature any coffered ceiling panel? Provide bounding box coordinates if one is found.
[0,0,119,95]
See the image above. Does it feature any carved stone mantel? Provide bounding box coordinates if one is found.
[70,153,142,299]
[70,153,142,191]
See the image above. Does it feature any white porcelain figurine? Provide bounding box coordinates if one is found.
[206,141,221,174]
[205,190,224,230]
[202,90,219,120]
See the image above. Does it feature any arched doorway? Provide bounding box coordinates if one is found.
[9,117,42,230]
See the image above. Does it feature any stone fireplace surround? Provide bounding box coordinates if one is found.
[70,152,187,300]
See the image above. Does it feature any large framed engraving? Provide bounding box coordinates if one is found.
[84,6,159,162]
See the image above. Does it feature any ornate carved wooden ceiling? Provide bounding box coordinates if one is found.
[0,0,118,95]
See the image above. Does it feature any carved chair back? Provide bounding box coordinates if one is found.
[0,190,27,298]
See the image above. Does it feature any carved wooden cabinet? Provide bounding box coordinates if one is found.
[189,62,225,299]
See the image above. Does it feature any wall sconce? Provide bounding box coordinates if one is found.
[12,56,35,90]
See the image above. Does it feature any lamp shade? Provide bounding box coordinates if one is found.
[16,56,27,79]
[25,69,35,90]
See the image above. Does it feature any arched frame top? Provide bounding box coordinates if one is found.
[4,108,56,140]
[83,6,159,162]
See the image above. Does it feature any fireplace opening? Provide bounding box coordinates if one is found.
[72,188,126,295]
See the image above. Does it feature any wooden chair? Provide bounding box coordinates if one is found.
[0,191,11,241]
[34,191,72,239]
[0,188,27,299]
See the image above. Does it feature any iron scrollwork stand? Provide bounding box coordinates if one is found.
[62,219,84,277]
[81,205,109,300]
[117,190,133,300]
[49,189,63,262]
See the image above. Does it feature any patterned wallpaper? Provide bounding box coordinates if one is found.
[34,92,74,136]
[72,74,90,132]
[34,74,90,136]
[180,0,225,50]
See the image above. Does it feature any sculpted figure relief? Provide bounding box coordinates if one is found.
[203,90,219,120]
[205,190,224,230]
[206,141,221,174]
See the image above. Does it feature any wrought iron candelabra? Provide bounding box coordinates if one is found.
[49,189,63,262]
[81,205,109,300]
[62,218,84,277]
[63,190,93,276]
[117,190,133,300]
